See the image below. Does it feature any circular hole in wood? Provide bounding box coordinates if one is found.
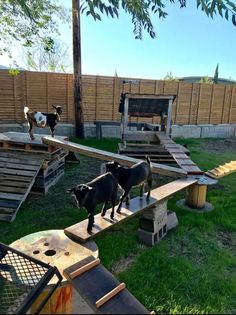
[64,251,70,256]
[33,250,40,255]
[44,249,56,256]
[44,242,49,246]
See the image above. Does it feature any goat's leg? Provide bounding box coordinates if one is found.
[117,189,130,213]
[101,202,108,217]
[125,193,130,206]
[110,194,117,220]
[139,184,144,198]
[87,212,94,233]
[50,126,55,137]
[29,122,35,140]
[146,178,152,200]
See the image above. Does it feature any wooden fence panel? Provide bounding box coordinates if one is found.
[0,70,235,126]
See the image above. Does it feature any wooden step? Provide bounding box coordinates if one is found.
[64,177,197,243]
[63,256,150,314]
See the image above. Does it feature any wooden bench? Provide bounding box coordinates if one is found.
[64,177,197,243]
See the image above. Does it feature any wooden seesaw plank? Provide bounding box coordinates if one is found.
[42,136,187,178]
[65,177,197,243]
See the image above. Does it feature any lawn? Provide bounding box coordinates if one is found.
[0,137,236,314]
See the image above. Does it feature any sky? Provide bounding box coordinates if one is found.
[0,1,236,80]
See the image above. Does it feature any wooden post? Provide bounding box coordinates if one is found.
[72,0,84,138]
[185,184,207,209]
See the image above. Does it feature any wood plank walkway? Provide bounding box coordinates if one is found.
[205,160,236,179]
[42,136,187,178]
[0,150,43,221]
[64,177,197,243]
[63,255,150,314]
[156,133,203,175]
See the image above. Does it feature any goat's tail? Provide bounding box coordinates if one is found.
[23,106,29,119]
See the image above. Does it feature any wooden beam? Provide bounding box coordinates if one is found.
[42,136,187,178]
[64,177,197,243]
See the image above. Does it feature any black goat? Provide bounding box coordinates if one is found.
[67,172,118,233]
[105,156,152,213]
[24,105,63,140]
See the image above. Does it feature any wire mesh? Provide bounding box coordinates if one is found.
[0,243,62,314]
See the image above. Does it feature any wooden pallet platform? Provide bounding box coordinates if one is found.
[65,177,197,243]
[0,150,43,221]
[205,160,236,179]
[0,132,68,154]
[156,133,203,175]
[63,255,150,314]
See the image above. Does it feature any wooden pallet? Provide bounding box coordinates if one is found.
[0,150,43,221]
[63,255,150,314]
[205,160,236,179]
[65,177,197,243]
[156,133,203,175]
[0,132,68,154]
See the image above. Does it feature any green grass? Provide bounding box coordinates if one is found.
[0,137,236,314]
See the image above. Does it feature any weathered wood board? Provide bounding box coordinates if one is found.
[42,136,187,178]
[0,150,43,221]
[63,255,150,314]
[64,177,197,243]
[206,160,236,179]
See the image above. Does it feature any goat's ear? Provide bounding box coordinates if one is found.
[52,104,56,109]
[114,161,120,166]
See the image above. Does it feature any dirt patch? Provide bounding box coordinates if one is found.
[216,229,236,251]
[111,254,136,274]
[200,139,236,153]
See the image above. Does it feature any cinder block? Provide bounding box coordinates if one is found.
[167,211,178,230]
[84,124,96,138]
[142,201,167,220]
[139,211,167,233]
[200,124,234,138]
[101,125,120,138]
[0,124,23,133]
[138,225,167,247]
[172,125,201,138]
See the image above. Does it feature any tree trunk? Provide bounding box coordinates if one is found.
[72,0,84,138]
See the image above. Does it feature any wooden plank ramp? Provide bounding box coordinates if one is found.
[156,133,203,175]
[205,160,236,179]
[65,177,197,244]
[0,150,43,222]
[42,136,187,178]
[63,255,150,314]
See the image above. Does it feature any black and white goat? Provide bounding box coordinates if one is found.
[67,172,118,233]
[24,105,63,140]
[105,156,152,213]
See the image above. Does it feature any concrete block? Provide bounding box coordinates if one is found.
[84,124,96,138]
[22,123,74,137]
[142,201,167,220]
[139,211,167,233]
[0,124,23,133]
[138,225,167,247]
[172,125,201,138]
[200,124,234,138]
[167,211,178,230]
[101,125,120,138]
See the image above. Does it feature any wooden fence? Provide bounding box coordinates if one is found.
[0,70,236,125]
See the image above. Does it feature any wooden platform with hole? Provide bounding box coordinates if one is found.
[64,177,197,243]
[63,255,150,314]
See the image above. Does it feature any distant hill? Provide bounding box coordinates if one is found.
[0,65,26,71]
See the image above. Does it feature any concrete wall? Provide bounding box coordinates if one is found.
[1,123,236,139]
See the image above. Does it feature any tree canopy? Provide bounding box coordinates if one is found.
[82,0,236,39]
[0,0,69,63]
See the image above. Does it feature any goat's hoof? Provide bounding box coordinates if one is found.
[117,210,121,214]
[110,215,114,220]
[101,212,105,217]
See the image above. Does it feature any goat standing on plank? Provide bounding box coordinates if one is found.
[105,156,152,213]
[67,172,118,233]
[24,105,63,140]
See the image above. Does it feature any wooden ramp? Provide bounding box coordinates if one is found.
[205,160,236,179]
[65,177,197,243]
[0,150,43,221]
[156,133,203,175]
[63,255,150,314]
[42,136,187,178]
